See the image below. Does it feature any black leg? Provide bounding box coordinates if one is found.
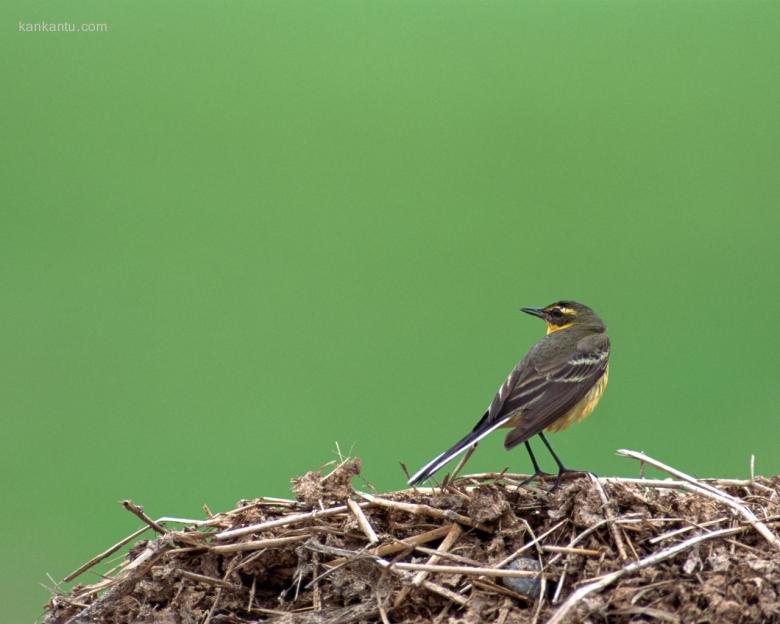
[538,432,590,490]
[538,432,566,472]
[525,440,543,474]
[518,440,553,486]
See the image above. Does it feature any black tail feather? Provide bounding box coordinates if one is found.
[407,413,509,485]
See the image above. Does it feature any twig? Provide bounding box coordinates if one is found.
[702,478,775,495]
[394,523,462,607]
[609,606,680,623]
[378,563,468,606]
[591,474,628,561]
[622,526,640,561]
[325,525,453,568]
[617,449,780,551]
[232,548,268,572]
[617,450,748,501]
[648,517,728,544]
[347,498,379,544]
[203,587,222,624]
[519,517,546,624]
[376,592,391,624]
[444,444,476,486]
[247,576,256,613]
[355,492,491,532]
[471,578,531,602]
[496,597,512,624]
[416,577,468,606]
[310,550,322,611]
[494,519,568,569]
[250,605,296,616]
[544,514,644,570]
[215,503,368,540]
[412,524,462,586]
[551,528,575,605]
[599,476,771,495]
[602,477,683,486]
[156,516,221,527]
[391,562,541,578]
[121,500,167,534]
[414,545,482,566]
[542,545,602,556]
[312,539,541,579]
[63,538,170,624]
[311,539,469,607]
[405,472,774,496]
[170,532,209,548]
[228,496,300,510]
[547,526,744,624]
[63,526,150,582]
[446,471,533,481]
[211,534,309,554]
[176,569,241,591]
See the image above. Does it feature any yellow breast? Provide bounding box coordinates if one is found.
[545,366,609,433]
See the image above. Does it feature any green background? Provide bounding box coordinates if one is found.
[3,1,780,621]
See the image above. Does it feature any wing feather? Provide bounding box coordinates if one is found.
[502,333,610,448]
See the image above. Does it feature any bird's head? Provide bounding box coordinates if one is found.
[521,301,604,334]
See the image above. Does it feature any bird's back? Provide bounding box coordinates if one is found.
[497,324,610,449]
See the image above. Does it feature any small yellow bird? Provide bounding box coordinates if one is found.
[408,301,610,487]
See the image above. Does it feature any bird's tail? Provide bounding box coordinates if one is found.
[407,414,510,486]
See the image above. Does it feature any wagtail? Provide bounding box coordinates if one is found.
[408,301,610,487]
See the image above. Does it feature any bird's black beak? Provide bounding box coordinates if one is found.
[521,307,546,319]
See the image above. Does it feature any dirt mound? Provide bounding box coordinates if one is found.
[43,452,780,623]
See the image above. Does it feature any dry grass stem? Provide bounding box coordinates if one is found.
[412,524,462,586]
[590,473,629,562]
[175,569,242,591]
[414,545,482,566]
[356,491,490,531]
[494,519,568,569]
[548,525,742,624]
[393,561,541,578]
[210,534,309,554]
[215,504,355,540]
[120,500,167,534]
[324,524,454,569]
[648,516,728,544]
[63,526,150,583]
[394,523,462,607]
[346,497,379,544]
[542,544,602,556]
[618,449,780,551]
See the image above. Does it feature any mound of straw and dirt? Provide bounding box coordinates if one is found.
[44,450,780,623]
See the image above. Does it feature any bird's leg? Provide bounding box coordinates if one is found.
[538,432,591,490]
[518,440,553,486]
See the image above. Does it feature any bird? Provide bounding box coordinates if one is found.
[407,300,610,488]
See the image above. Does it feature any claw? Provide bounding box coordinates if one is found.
[550,468,592,491]
[518,469,554,487]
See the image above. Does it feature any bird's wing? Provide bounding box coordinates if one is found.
[500,332,610,449]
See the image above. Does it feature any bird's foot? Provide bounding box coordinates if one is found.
[550,468,595,491]
[518,470,555,487]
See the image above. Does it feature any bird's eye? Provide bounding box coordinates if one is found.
[551,308,563,317]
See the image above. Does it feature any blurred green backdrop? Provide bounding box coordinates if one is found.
[2,1,780,621]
